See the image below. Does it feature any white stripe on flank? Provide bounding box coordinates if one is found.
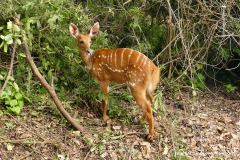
[139,55,145,66]
[135,52,142,63]
[148,60,150,68]
[143,56,147,66]
[128,50,133,65]
[107,53,110,64]
[114,49,118,67]
[110,51,113,64]
[121,48,126,67]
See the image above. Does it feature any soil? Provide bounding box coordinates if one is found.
[0,90,239,160]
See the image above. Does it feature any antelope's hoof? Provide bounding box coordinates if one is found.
[145,134,153,142]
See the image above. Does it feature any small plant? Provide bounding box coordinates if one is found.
[154,90,166,116]
[224,84,237,93]
[193,64,205,90]
[108,105,130,124]
[5,122,16,130]
[90,142,105,155]
[0,73,30,114]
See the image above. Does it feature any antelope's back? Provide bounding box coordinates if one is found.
[91,48,159,85]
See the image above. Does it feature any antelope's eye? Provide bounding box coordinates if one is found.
[79,40,84,44]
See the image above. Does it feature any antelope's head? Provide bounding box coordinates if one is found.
[69,22,99,54]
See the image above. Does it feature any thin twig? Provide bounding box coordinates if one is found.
[0,41,17,95]
[0,139,60,144]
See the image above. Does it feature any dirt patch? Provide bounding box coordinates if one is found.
[0,91,239,159]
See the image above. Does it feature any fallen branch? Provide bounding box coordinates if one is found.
[14,15,84,132]
[0,139,60,144]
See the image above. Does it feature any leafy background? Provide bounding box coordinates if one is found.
[0,0,239,159]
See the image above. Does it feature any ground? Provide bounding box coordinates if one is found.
[0,90,239,160]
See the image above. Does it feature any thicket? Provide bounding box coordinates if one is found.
[0,0,239,115]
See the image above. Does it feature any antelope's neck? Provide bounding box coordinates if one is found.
[79,49,93,68]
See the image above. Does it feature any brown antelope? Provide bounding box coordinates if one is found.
[69,22,160,140]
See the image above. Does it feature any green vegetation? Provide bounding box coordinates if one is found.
[0,0,239,158]
[1,0,239,113]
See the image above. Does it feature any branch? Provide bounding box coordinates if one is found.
[14,16,84,132]
[0,41,17,95]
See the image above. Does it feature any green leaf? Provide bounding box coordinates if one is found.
[4,43,8,52]
[0,41,4,48]
[18,53,26,57]
[6,88,13,96]
[7,21,13,30]
[15,92,23,100]
[10,99,18,107]
[0,74,4,80]
[97,142,104,152]
[7,38,13,45]
[23,95,31,102]
[196,63,202,70]
[232,47,240,56]
[5,34,12,41]
[0,26,4,30]
[13,82,19,92]
[39,87,47,94]
[0,35,5,40]
[9,76,14,81]
[25,21,31,31]
[0,91,7,98]
[197,73,205,81]
[13,24,20,32]
[197,82,205,90]
[192,90,197,97]
[5,99,10,105]
[18,100,24,108]
[9,106,21,114]
[16,39,22,45]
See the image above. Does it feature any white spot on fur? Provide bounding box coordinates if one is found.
[129,82,136,87]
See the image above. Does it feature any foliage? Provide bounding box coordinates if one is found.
[0,72,30,114]
[0,21,21,52]
[153,90,166,116]
[224,84,238,93]
[0,0,112,114]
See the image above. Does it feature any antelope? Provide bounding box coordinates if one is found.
[69,22,160,140]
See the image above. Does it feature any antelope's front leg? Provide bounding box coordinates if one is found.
[99,81,110,121]
[101,99,107,121]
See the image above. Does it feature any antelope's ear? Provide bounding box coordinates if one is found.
[89,22,99,37]
[69,23,79,38]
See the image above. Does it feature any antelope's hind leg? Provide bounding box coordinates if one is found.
[130,86,154,141]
